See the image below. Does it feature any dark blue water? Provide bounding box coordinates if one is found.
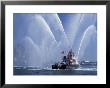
[14,64,97,75]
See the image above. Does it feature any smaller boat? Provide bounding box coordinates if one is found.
[80,60,97,66]
[52,50,80,69]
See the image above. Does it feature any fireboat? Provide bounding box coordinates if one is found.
[52,50,80,69]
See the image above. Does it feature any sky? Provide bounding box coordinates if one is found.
[13,13,97,67]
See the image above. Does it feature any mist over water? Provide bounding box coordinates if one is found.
[14,13,97,68]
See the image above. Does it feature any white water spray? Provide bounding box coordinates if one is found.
[14,13,97,68]
[77,25,96,60]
